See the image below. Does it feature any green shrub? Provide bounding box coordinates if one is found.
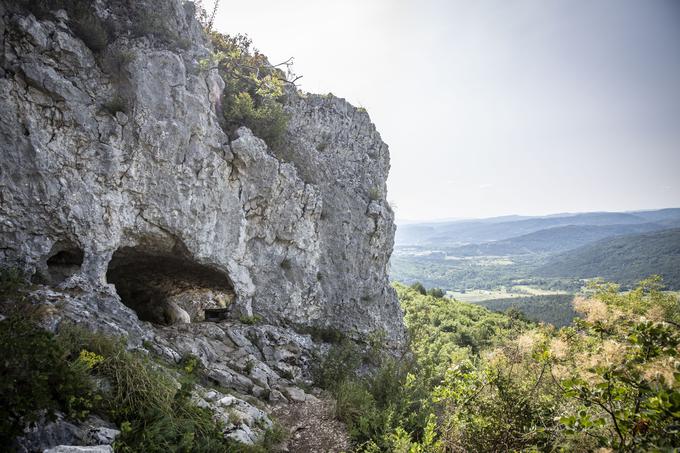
[313,339,362,390]
[239,314,262,325]
[131,13,179,45]
[103,49,134,83]
[207,32,290,149]
[426,287,445,298]
[335,379,376,427]
[368,186,382,201]
[0,266,25,301]
[56,324,253,452]
[409,281,427,295]
[227,92,288,149]
[0,316,97,445]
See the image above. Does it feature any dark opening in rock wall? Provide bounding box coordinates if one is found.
[106,247,235,325]
[38,245,84,284]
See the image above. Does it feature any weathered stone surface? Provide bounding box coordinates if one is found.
[14,412,119,453]
[0,0,404,345]
[44,446,113,453]
[1,1,399,449]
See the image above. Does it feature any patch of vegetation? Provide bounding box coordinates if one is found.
[368,186,382,201]
[538,228,680,289]
[103,49,134,82]
[205,32,291,149]
[409,281,426,295]
[239,314,262,325]
[343,279,680,451]
[476,293,577,327]
[390,249,584,292]
[0,310,278,451]
[313,339,362,390]
[0,315,98,446]
[0,266,25,301]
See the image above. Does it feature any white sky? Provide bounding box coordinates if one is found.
[212,0,680,221]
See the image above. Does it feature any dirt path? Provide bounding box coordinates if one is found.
[272,394,352,453]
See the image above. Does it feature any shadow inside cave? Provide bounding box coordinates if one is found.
[106,246,234,325]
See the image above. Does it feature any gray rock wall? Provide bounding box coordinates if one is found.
[0,0,404,345]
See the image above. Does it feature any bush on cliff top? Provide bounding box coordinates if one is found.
[205,32,290,149]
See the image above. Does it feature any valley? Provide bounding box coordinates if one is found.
[391,208,680,324]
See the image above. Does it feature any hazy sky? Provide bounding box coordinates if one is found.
[212,0,680,221]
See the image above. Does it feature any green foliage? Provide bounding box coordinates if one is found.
[59,324,268,452]
[433,351,560,451]
[238,314,262,325]
[396,283,531,382]
[477,294,577,327]
[206,32,290,149]
[313,339,362,390]
[410,282,426,295]
[391,250,583,293]
[551,277,680,450]
[0,320,265,451]
[538,228,680,289]
[426,287,445,298]
[313,319,438,451]
[357,278,680,452]
[131,12,179,45]
[0,266,25,301]
[68,4,108,52]
[0,316,97,445]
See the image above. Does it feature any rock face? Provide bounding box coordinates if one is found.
[0,0,404,345]
[17,278,326,448]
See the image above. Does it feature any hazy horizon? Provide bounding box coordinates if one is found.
[212,0,680,220]
[394,206,680,224]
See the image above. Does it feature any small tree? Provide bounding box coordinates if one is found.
[410,282,427,295]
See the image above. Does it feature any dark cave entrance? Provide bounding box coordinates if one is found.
[34,244,85,285]
[106,247,235,325]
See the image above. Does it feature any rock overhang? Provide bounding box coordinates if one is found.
[0,0,405,347]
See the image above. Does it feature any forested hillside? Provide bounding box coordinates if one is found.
[538,228,680,289]
[445,223,666,256]
[322,280,680,451]
[395,209,680,247]
[476,294,577,327]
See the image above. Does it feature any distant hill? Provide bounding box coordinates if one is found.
[475,294,577,327]
[445,223,669,257]
[536,228,680,289]
[395,209,680,247]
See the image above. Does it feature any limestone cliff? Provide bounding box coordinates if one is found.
[0,0,404,345]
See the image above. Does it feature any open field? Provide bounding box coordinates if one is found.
[446,286,567,303]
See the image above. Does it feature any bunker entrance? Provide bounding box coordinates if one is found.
[106,247,235,325]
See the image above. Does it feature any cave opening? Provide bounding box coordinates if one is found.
[38,245,84,284]
[106,247,235,325]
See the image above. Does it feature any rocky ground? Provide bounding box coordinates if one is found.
[9,276,352,452]
[273,397,351,453]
